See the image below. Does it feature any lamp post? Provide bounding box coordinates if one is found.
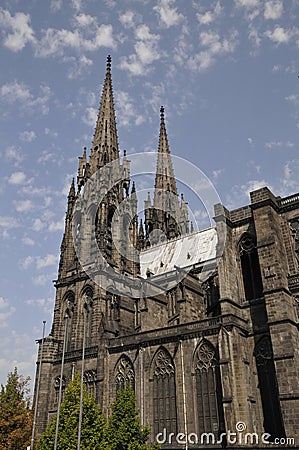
[77,304,88,450]
[30,320,46,450]
[54,313,69,450]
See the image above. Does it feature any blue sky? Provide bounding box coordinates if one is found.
[0,0,298,391]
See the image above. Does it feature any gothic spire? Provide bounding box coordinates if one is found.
[151,107,185,241]
[90,55,119,173]
[154,106,178,196]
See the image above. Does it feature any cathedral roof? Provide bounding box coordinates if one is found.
[140,227,217,278]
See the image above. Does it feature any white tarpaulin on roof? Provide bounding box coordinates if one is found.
[140,227,217,278]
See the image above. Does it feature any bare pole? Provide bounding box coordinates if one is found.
[54,314,68,450]
[30,320,46,450]
[77,306,87,450]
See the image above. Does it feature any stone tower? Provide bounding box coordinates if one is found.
[144,106,189,247]
[33,56,299,448]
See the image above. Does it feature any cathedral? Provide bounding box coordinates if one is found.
[33,56,299,447]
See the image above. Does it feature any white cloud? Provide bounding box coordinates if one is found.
[264,0,283,20]
[8,171,26,185]
[282,160,299,194]
[188,29,238,72]
[0,297,16,328]
[66,54,93,79]
[5,146,24,165]
[35,24,116,58]
[241,179,269,197]
[248,24,261,47]
[14,199,33,213]
[21,253,58,270]
[74,13,97,28]
[196,1,222,25]
[36,254,59,269]
[22,236,35,246]
[0,8,35,52]
[71,0,82,11]
[234,0,260,21]
[265,140,294,149]
[285,94,299,104]
[0,81,31,103]
[115,90,141,127]
[21,255,35,269]
[265,26,295,44]
[19,130,36,142]
[50,0,63,12]
[82,107,97,127]
[0,81,51,114]
[0,216,19,230]
[119,10,139,28]
[234,0,259,7]
[154,0,184,28]
[25,297,53,314]
[48,218,65,232]
[32,218,46,232]
[119,24,160,76]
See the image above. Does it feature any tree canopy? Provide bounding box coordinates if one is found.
[0,367,33,450]
[104,384,157,450]
[38,372,105,450]
[38,375,158,450]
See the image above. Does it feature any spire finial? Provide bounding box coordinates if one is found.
[131,181,136,194]
[160,105,164,121]
[107,55,111,71]
[68,178,75,198]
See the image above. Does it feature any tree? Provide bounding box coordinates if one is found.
[104,385,158,450]
[0,367,33,450]
[38,372,105,450]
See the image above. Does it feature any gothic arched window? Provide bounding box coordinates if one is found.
[83,369,97,398]
[152,348,177,438]
[194,340,225,436]
[54,375,66,404]
[254,336,285,440]
[63,292,75,351]
[82,287,93,347]
[115,355,135,391]
[239,233,263,301]
[106,206,115,261]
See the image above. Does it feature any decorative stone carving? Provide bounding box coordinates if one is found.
[115,356,135,389]
[195,341,216,371]
[153,348,175,378]
[254,336,273,366]
[290,219,299,264]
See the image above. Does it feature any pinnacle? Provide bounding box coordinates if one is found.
[90,55,119,172]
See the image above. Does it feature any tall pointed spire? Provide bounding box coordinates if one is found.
[143,106,189,243]
[154,106,178,196]
[90,55,119,174]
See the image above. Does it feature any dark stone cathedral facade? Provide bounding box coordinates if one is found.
[33,56,299,448]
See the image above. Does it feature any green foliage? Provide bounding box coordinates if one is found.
[38,372,105,450]
[0,367,33,450]
[104,385,158,450]
[38,377,158,450]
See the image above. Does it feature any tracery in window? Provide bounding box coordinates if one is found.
[194,340,225,436]
[83,369,97,398]
[115,355,135,391]
[54,375,66,404]
[152,348,177,438]
[254,336,285,439]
